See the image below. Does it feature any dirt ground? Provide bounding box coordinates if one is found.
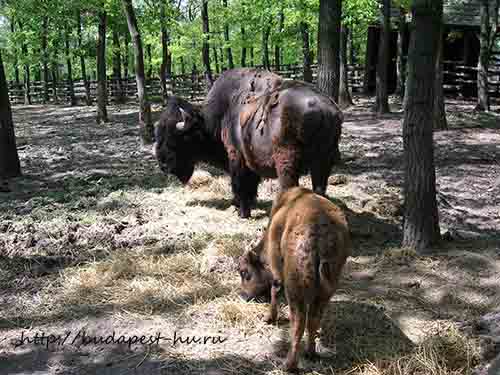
[0,96,499,375]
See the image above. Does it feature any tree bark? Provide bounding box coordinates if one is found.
[77,11,92,106]
[201,0,214,89]
[124,32,130,79]
[376,0,390,114]
[112,29,124,103]
[160,0,170,104]
[241,27,247,67]
[222,0,234,69]
[10,20,20,86]
[96,10,108,124]
[396,9,407,99]
[250,46,254,66]
[51,49,59,104]
[41,17,50,103]
[0,50,21,179]
[262,23,271,69]
[300,22,313,82]
[317,0,341,102]
[339,26,353,108]
[477,0,491,111]
[122,0,154,144]
[433,22,447,130]
[19,22,31,105]
[402,0,442,252]
[274,9,284,71]
[146,44,153,80]
[180,56,186,75]
[213,46,220,74]
[65,27,76,106]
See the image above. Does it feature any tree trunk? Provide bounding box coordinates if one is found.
[220,46,225,71]
[51,49,59,104]
[317,0,341,102]
[112,29,124,103]
[146,44,153,80]
[41,17,50,103]
[275,9,284,71]
[250,46,254,66]
[122,0,153,144]
[10,21,20,86]
[65,27,76,106]
[19,22,31,105]
[262,24,271,69]
[160,1,170,104]
[201,0,214,89]
[96,10,108,123]
[0,50,21,179]
[402,0,442,252]
[300,22,313,82]
[477,0,491,111]
[241,27,247,67]
[396,9,407,99]
[124,32,130,79]
[77,11,92,106]
[222,0,234,69]
[339,26,353,108]
[180,56,186,75]
[376,0,390,114]
[433,22,447,130]
[213,46,220,74]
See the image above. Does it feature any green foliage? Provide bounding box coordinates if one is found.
[0,0,378,80]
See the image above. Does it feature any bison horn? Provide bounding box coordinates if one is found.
[176,121,186,131]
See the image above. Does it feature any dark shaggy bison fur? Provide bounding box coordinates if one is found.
[154,68,344,218]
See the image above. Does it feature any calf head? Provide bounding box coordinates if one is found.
[154,97,204,184]
[237,250,272,302]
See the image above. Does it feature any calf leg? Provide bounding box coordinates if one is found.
[285,302,306,372]
[304,298,328,359]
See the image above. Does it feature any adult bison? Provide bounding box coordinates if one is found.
[154,68,344,218]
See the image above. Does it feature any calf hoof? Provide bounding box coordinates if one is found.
[283,359,299,373]
[304,349,319,361]
[264,312,277,324]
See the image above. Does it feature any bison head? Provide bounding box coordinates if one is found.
[237,250,272,302]
[154,97,204,184]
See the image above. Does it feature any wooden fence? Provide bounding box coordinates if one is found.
[7,64,365,105]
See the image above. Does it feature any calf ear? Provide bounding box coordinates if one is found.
[247,250,261,266]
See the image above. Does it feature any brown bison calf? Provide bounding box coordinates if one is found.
[238,187,351,372]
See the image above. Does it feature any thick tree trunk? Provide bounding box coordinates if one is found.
[434,22,447,130]
[213,46,220,74]
[396,9,408,99]
[274,9,284,71]
[65,27,76,106]
[262,24,271,70]
[339,26,353,108]
[160,1,170,104]
[222,0,234,69]
[477,0,491,111]
[241,27,247,67]
[317,0,341,102]
[402,0,442,252]
[122,0,153,144]
[112,29,124,103]
[201,0,214,89]
[96,10,108,124]
[376,0,390,114]
[0,50,21,179]
[77,11,92,106]
[41,17,50,103]
[300,22,313,82]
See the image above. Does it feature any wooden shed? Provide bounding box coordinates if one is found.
[364,0,500,97]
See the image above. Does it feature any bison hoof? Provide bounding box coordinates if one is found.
[239,207,251,219]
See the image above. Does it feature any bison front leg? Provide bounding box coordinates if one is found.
[229,167,260,219]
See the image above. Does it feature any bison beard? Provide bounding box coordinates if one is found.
[154,68,344,218]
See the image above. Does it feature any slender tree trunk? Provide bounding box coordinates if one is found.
[222,0,234,69]
[477,0,491,111]
[213,46,220,74]
[0,50,21,179]
[124,32,130,79]
[51,49,59,104]
[262,24,271,69]
[241,27,247,67]
[77,11,92,106]
[300,22,313,82]
[146,44,153,80]
[10,21,20,86]
[396,9,408,99]
[402,0,442,252]
[317,0,342,102]
[275,9,284,71]
[160,1,170,104]
[220,46,225,71]
[19,22,31,105]
[65,27,76,106]
[434,22,447,130]
[201,0,214,89]
[250,46,255,66]
[122,0,153,144]
[41,17,50,103]
[339,26,353,108]
[180,56,186,75]
[376,0,390,114]
[96,10,108,123]
[112,29,124,103]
